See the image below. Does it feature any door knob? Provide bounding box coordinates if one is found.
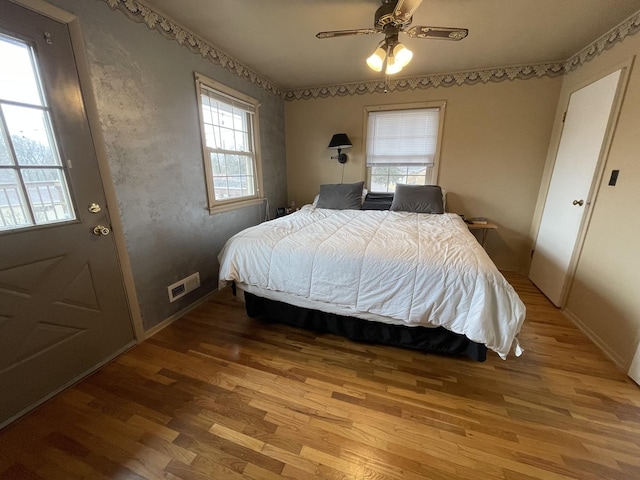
[92,225,111,236]
[572,199,584,206]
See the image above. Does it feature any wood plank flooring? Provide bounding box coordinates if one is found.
[1,273,639,479]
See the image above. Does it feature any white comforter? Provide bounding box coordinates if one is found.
[218,205,526,358]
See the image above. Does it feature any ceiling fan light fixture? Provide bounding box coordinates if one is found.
[393,42,413,68]
[366,46,386,72]
[385,54,403,75]
[317,0,469,79]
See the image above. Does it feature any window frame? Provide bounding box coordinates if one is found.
[363,101,446,193]
[195,72,263,215]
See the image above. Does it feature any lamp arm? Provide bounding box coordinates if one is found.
[330,147,348,164]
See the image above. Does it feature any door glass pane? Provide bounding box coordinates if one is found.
[0,32,76,232]
[0,34,43,106]
[2,104,59,166]
[0,168,32,230]
[22,168,74,225]
[0,128,13,165]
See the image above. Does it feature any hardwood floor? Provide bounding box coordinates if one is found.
[1,273,639,479]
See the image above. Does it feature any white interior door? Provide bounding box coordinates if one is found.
[529,69,622,307]
[0,1,135,427]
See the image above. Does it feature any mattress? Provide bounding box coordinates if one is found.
[218,205,526,359]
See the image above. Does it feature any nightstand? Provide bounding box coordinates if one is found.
[467,221,498,248]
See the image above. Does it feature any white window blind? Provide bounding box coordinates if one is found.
[202,85,256,114]
[366,108,440,166]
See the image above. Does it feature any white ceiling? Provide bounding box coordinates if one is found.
[141,0,640,90]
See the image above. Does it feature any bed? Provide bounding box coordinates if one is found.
[218,184,525,361]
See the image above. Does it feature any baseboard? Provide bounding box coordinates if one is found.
[563,307,625,369]
[142,288,220,340]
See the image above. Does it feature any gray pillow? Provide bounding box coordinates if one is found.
[316,182,364,210]
[390,184,444,214]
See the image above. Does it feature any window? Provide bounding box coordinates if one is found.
[365,102,445,193]
[196,73,263,214]
[0,33,75,231]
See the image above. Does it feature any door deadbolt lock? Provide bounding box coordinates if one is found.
[88,203,101,213]
[572,199,584,206]
[92,225,110,236]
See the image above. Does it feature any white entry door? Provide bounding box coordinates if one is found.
[0,1,135,426]
[529,69,622,307]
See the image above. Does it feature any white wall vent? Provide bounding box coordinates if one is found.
[167,272,200,303]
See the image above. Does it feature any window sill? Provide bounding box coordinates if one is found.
[208,197,264,215]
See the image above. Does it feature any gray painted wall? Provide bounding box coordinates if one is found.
[48,0,287,330]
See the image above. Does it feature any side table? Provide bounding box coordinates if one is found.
[467,222,498,248]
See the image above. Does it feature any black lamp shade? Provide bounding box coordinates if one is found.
[328,133,352,149]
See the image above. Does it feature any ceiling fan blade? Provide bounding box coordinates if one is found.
[316,28,378,39]
[405,26,469,40]
[393,0,424,23]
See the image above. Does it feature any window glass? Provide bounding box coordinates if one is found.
[0,33,75,232]
[0,35,43,106]
[0,128,12,165]
[22,168,74,224]
[0,168,31,229]
[197,75,261,212]
[3,104,59,166]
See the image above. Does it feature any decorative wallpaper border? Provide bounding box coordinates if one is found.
[566,9,640,72]
[283,63,567,101]
[101,0,640,101]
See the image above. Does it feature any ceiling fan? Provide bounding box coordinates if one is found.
[316,0,468,75]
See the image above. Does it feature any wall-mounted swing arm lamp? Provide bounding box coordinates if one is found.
[328,133,352,164]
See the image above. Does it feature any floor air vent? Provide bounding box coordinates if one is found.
[167,272,200,302]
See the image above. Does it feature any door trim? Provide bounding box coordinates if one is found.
[529,56,634,308]
[12,0,145,340]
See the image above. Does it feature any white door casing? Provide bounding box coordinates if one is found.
[529,69,622,307]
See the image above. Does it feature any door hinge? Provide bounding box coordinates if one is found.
[562,111,567,123]
[531,249,535,258]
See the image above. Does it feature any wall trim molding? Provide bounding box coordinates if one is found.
[100,0,640,101]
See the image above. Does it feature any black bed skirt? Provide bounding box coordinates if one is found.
[243,292,487,362]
